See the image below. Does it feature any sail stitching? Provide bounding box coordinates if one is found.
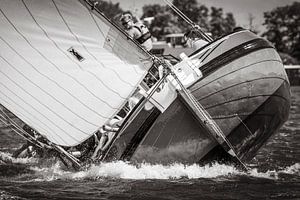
[20,0,126,104]
[47,0,127,99]
[0,7,118,112]
[0,98,63,144]
[87,4,148,76]
[85,9,139,87]
[0,62,90,137]
[0,41,109,122]
[0,39,104,127]
[0,82,78,144]
[0,100,58,143]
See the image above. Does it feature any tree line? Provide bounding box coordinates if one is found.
[95,0,300,64]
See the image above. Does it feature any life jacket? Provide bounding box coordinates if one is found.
[133,24,151,44]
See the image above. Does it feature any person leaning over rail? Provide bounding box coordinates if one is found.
[91,116,124,161]
[184,27,209,51]
[120,11,153,51]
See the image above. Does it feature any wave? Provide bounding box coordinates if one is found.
[1,151,299,181]
[0,151,38,164]
[28,161,300,181]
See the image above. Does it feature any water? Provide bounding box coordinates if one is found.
[0,87,299,200]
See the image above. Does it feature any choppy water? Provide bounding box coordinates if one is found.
[0,87,299,200]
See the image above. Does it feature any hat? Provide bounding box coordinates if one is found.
[120,12,132,24]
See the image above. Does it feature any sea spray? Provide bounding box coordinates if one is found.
[29,161,243,180]
[0,151,37,164]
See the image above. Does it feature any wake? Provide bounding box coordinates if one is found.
[1,151,299,181]
[30,161,300,181]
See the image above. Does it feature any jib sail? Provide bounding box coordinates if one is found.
[0,0,153,146]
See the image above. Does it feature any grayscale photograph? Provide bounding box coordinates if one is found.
[0,0,299,199]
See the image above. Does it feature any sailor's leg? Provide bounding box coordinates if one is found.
[101,132,116,152]
[91,135,107,160]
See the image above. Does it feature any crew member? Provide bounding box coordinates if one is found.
[120,11,153,51]
[91,116,124,161]
[184,29,209,51]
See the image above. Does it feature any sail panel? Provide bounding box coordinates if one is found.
[0,0,153,146]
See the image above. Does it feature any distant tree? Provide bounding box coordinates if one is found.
[172,0,210,32]
[263,2,300,62]
[209,7,236,38]
[142,4,181,40]
[141,0,236,40]
[150,11,181,40]
[95,0,123,21]
[141,4,165,19]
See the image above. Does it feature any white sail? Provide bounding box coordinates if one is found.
[0,0,153,146]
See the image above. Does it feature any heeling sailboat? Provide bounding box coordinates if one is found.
[0,0,155,167]
[0,0,290,169]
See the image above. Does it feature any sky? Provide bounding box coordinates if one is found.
[109,0,300,33]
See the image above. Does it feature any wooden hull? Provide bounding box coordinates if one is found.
[106,30,291,164]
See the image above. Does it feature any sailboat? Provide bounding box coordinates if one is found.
[0,0,290,169]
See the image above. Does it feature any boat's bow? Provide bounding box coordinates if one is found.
[188,30,291,162]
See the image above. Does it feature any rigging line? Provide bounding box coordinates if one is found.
[199,40,226,63]
[84,0,153,76]
[163,0,213,42]
[0,56,100,128]
[48,0,126,99]
[0,84,81,144]
[0,73,89,141]
[0,94,68,144]
[0,108,79,169]
[0,56,110,124]
[21,0,126,100]
[0,40,117,115]
[0,109,43,148]
[83,0,155,60]
[0,8,118,111]
[86,9,140,87]
[51,0,136,88]
[119,72,169,137]
[102,71,169,161]
[163,61,248,169]
[0,51,109,123]
[164,0,193,24]
[0,96,53,140]
[235,114,254,136]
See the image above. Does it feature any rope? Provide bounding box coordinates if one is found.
[161,61,248,170]
[163,0,213,42]
[0,105,81,169]
[0,107,43,148]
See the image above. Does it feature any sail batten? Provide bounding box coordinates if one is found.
[0,0,153,146]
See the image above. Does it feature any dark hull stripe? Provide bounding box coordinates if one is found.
[205,94,289,111]
[190,59,282,93]
[196,76,289,102]
[188,38,274,89]
[200,40,226,63]
[120,108,161,161]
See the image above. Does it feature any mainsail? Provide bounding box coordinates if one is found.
[0,0,153,146]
